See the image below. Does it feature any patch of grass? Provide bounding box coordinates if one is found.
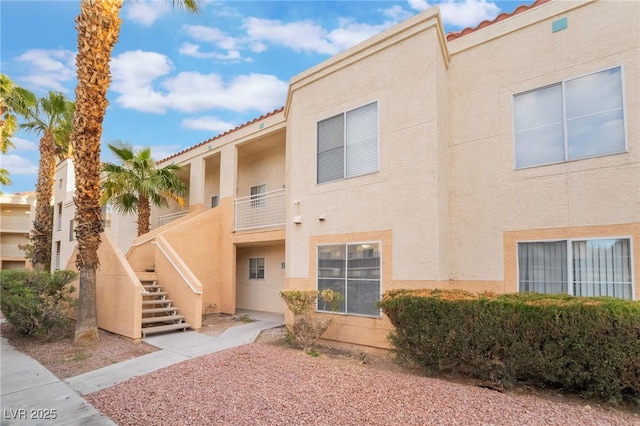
[306,347,320,357]
[72,350,90,362]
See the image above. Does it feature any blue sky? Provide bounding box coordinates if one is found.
[0,0,527,194]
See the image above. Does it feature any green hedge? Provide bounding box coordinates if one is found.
[0,270,77,337]
[378,289,640,405]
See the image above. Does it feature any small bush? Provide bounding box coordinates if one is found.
[280,289,343,351]
[379,289,640,405]
[0,270,77,338]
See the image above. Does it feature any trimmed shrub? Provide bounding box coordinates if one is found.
[0,270,77,337]
[378,289,640,405]
[280,289,343,352]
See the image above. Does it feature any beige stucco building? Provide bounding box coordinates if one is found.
[56,0,639,348]
[0,192,36,270]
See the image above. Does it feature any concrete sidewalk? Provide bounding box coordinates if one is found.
[1,312,283,425]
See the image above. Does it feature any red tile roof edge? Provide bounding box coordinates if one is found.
[446,0,550,41]
[158,107,285,164]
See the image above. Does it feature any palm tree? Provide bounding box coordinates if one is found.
[101,142,187,236]
[21,92,75,270]
[0,74,37,189]
[70,0,199,346]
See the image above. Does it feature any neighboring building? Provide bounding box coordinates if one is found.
[55,0,639,348]
[0,192,36,270]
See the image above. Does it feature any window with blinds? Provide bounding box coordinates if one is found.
[317,101,378,184]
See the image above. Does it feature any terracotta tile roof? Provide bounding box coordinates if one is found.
[446,0,549,41]
[158,107,285,164]
[160,0,547,164]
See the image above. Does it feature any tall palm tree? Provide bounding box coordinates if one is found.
[70,0,199,346]
[101,142,187,236]
[0,74,37,188]
[21,91,75,270]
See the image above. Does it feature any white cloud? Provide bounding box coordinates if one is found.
[10,137,38,151]
[244,17,336,55]
[110,50,174,113]
[329,18,394,52]
[125,2,170,26]
[408,0,501,28]
[178,42,244,61]
[382,5,413,21]
[163,72,287,113]
[1,154,38,175]
[15,49,76,92]
[180,25,251,62]
[243,16,395,56]
[438,0,500,28]
[182,116,237,133]
[109,49,286,114]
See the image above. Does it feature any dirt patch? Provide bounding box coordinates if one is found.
[0,321,157,379]
[0,313,250,380]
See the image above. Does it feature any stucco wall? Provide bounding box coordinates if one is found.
[236,133,286,198]
[286,9,450,285]
[447,0,640,282]
[65,233,143,339]
[236,244,286,313]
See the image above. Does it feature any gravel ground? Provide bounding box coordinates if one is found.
[88,343,639,426]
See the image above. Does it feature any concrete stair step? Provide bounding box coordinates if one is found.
[141,322,191,337]
[143,284,162,290]
[142,292,168,297]
[142,307,178,314]
[141,315,185,324]
[136,272,156,282]
[142,299,173,306]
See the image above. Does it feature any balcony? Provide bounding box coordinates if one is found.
[234,188,285,231]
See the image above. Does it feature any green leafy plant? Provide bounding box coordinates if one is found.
[279,289,343,352]
[0,270,77,338]
[238,314,255,323]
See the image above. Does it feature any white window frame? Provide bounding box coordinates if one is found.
[249,257,265,280]
[513,66,627,169]
[516,236,635,300]
[316,241,382,318]
[317,101,379,184]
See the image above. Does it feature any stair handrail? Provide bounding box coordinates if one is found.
[152,236,203,295]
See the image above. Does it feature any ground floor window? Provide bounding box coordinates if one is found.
[249,257,265,279]
[317,242,381,317]
[518,238,633,299]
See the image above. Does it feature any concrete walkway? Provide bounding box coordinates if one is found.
[1,312,283,425]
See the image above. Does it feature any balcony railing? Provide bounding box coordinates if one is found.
[234,188,285,231]
[158,210,189,227]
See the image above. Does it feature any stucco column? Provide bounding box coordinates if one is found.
[218,144,237,200]
[188,157,205,212]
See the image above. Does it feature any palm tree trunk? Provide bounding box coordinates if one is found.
[137,195,150,236]
[32,131,56,270]
[72,0,122,346]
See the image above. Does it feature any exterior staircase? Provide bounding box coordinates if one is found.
[138,270,191,337]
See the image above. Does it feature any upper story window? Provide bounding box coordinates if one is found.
[513,67,625,169]
[317,101,378,184]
